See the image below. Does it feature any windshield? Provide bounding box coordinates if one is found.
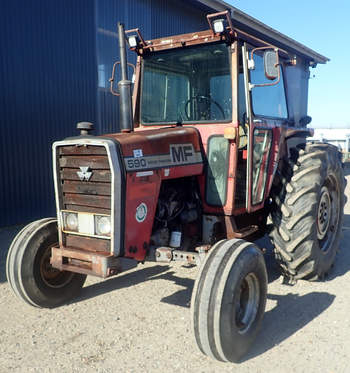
[140,43,232,124]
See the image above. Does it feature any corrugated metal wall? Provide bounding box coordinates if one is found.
[96,0,209,134]
[0,0,97,227]
[0,0,211,227]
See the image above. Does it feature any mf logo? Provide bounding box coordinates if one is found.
[77,166,92,181]
[170,144,194,163]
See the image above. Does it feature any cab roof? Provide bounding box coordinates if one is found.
[194,0,329,64]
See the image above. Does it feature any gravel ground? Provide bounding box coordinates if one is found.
[1,171,349,373]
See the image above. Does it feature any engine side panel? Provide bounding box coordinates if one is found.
[106,126,204,260]
[124,170,162,260]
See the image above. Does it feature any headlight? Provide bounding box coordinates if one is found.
[95,215,111,236]
[62,211,111,237]
[64,212,78,231]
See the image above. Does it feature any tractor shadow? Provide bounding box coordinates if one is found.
[243,291,335,361]
[154,236,337,361]
[75,262,171,303]
[72,233,283,308]
[156,263,335,362]
[157,263,335,362]
[74,235,292,309]
[157,269,195,308]
[67,239,336,361]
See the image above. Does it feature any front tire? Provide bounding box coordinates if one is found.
[269,142,346,281]
[6,218,86,308]
[191,239,267,362]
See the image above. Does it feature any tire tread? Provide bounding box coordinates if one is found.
[269,142,346,280]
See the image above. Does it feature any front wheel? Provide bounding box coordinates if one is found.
[191,239,267,362]
[6,218,86,308]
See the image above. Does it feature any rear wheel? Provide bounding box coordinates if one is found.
[191,239,267,362]
[269,142,345,280]
[6,218,86,308]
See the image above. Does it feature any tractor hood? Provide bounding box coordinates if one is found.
[104,126,203,173]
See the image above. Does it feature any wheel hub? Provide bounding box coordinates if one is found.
[317,186,331,241]
[235,272,260,334]
[40,245,74,288]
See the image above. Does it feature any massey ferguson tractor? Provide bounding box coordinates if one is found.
[6,10,345,362]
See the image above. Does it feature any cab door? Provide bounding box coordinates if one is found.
[241,42,288,212]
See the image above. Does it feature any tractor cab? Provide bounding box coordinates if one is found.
[111,11,323,216]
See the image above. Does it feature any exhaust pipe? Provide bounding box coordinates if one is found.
[117,22,133,132]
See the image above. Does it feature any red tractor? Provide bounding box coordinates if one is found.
[7,11,345,362]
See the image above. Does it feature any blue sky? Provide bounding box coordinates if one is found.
[226,0,349,128]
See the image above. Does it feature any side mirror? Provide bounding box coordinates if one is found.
[109,61,136,96]
[248,46,281,90]
[263,50,279,80]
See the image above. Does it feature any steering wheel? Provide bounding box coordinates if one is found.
[180,95,225,121]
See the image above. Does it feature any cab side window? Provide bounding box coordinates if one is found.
[250,53,288,118]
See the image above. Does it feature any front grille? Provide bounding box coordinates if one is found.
[58,145,112,214]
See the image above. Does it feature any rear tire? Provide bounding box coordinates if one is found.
[191,239,267,362]
[269,142,346,280]
[6,218,86,308]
